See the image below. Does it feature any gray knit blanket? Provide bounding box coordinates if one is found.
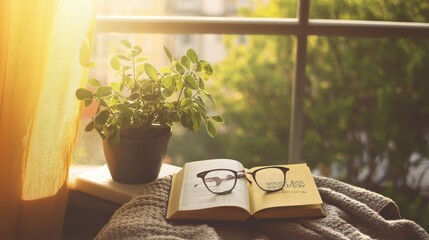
[96,176,429,240]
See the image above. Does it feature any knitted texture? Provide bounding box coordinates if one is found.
[96,176,220,240]
[96,176,429,240]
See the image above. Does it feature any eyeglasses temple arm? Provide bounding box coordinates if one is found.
[241,172,252,184]
[194,181,204,187]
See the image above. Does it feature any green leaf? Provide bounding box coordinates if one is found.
[197,109,208,122]
[197,60,213,77]
[144,63,159,80]
[126,75,136,89]
[162,75,173,88]
[186,48,198,63]
[141,93,158,103]
[130,115,143,128]
[76,88,93,100]
[136,64,146,76]
[84,99,92,107]
[184,75,199,90]
[206,119,217,138]
[110,56,121,70]
[132,45,142,57]
[106,125,120,147]
[95,104,101,115]
[184,88,192,98]
[203,61,213,75]
[88,78,101,86]
[127,100,140,109]
[110,82,120,92]
[210,115,224,123]
[162,84,175,97]
[201,90,216,106]
[194,96,206,108]
[191,108,202,131]
[171,75,180,85]
[96,86,113,97]
[95,110,110,126]
[164,46,173,62]
[115,104,132,116]
[99,99,108,107]
[140,79,154,88]
[175,63,186,74]
[117,55,131,61]
[180,98,192,109]
[84,120,95,131]
[129,92,140,100]
[176,79,184,92]
[181,56,190,69]
[120,39,132,49]
[199,78,205,89]
[109,95,120,106]
[180,114,192,130]
[136,57,149,62]
[160,66,170,74]
[168,111,180,122]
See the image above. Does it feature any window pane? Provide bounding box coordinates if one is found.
[96,0,297,18]
[310,0,429,23]
[305,36,429,183]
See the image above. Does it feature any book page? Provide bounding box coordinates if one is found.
[249,163,323,215]
[178,159,250,212]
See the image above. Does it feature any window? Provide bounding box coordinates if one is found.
[73,0,429,167]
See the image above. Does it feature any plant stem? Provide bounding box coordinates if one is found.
[131,50,137,86]
[175,76,186,110]
[191,89,202,100]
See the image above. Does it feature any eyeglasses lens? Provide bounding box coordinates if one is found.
[204,170,236,194]
[254,168,285,191]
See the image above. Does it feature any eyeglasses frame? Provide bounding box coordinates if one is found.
[196,168,245,195]
[195,166,289,194]
[245,166,289,192]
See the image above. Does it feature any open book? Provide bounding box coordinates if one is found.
[166,159,325,221]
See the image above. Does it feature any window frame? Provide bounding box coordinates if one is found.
[94,0,429,163]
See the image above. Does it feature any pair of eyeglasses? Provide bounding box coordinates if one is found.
[194,166,289,195]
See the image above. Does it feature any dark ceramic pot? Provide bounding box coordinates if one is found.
[103,126,172,184]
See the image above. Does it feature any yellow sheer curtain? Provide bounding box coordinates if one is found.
[0,0,95,239]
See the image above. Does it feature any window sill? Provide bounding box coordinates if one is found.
[63,163,181,239]
[68,163,182,204]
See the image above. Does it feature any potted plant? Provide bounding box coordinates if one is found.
[75,40,223,184]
